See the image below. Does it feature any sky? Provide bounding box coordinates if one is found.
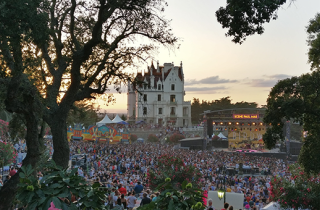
[98,0,320,113]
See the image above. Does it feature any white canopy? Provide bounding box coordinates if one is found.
[112,114,123,123]
[96,114,113,126]
[218,132,227,139]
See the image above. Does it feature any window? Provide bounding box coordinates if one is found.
[171,84,175,91]
[183,107,188,115]
[158,94,161,101]
[158,84,161,90]
[143,107,147,115]
[170,107,176,115]
[143,94,147,102]
[158,108,163,114]
[170,95,176,102]
[144,84,148,89]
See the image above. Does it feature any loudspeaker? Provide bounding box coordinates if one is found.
[207,119,213,138]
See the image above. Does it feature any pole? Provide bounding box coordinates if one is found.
[223,165,226,204]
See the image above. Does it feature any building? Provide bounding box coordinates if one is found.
[127,61,192,127]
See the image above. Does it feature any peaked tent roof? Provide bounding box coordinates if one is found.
[218,132,227,139]
[96,114,113,126]
[112,114,123,123]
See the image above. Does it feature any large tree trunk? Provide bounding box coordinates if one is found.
[0,112,42,210]
[49,115,70,169]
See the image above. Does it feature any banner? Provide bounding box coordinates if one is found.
[233,114,259,119]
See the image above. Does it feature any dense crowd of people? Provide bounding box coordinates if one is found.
[67,141,290,210]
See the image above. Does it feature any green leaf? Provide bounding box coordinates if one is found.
[50,183,63,189]
[168,199,175,210]
[92,182,100,188]
[69,203,78,210]
[26,200,38,210]
[57,188,69,198]
[19,172,26,178]
[87,189,94,197]
[62,177,70,184]
[26,192,35,203]
[52,197,62,209]
[182,180,187,190]
[36,189,45,198]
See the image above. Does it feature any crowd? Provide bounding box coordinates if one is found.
[67,141,290,210]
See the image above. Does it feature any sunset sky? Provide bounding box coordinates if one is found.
[98,0,320,113]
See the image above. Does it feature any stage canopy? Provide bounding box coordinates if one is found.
[96,114,113,126]
[112,114,123,123]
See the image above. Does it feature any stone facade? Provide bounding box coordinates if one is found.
[127,61,191,127]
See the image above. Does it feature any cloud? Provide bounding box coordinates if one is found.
[185,76,238,86]
[185,86,226,92]
[249,74,292,87]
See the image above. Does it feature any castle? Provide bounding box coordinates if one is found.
[127,61,191,127]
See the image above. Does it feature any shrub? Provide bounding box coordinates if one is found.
[138,179,205,210]
[130,134,138,142]
[16,161,107,210]
[0,141,17,166]
[168,133,185,144]
[148,154,202,190]
[147,134,159,142]
[212,135,220,141]
[270,163,320,209]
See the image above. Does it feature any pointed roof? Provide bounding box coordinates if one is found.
[112,114,123,123]
[96,114,113,126]
[218,132,227,139]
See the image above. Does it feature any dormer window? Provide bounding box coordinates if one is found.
[158,84,161,90]
[171,84,175,91]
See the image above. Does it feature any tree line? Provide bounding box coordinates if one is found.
[191,96,259,124]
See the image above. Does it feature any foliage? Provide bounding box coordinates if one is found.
[148,155,202,190]
[138,179,205,210]
[269,164,320,210]
[67,102,100,127]
[168,133,185,144]
[307,13,320,71]
[147,134,159,142]
[0,119,9,141]
[212,135,221,141]
[120,114,127,121]
[263,70,320,174]
[0,141,17,166]
[16,161,107,210]
[191,97,259,124]
[216,0,287,44]
[130,134,138,142]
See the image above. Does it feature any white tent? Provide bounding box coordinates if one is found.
[96,114,113,126]
[112,114,123,123]
[218,132,227,139]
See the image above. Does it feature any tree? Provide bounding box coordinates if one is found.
[130,134,138,142]
[0,0,177,208]
[168,133,185,144]
[147,134,159,142]
[120,114,127,121]
[216,0,288,44]
[263,13,320,174]
[67,101,100,127]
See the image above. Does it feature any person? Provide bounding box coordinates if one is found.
[134,181,143,197]
[206,199,215,210]
[152,192,159,201]
[228,206,233,210]
[127,192,137,210]
[9,167,16,177]
[222,203,229,210]
[113,190,120,208]
[120,194,127,209]
[118,184,127,196]
[140,193,151,206]
[113,197,124,210]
